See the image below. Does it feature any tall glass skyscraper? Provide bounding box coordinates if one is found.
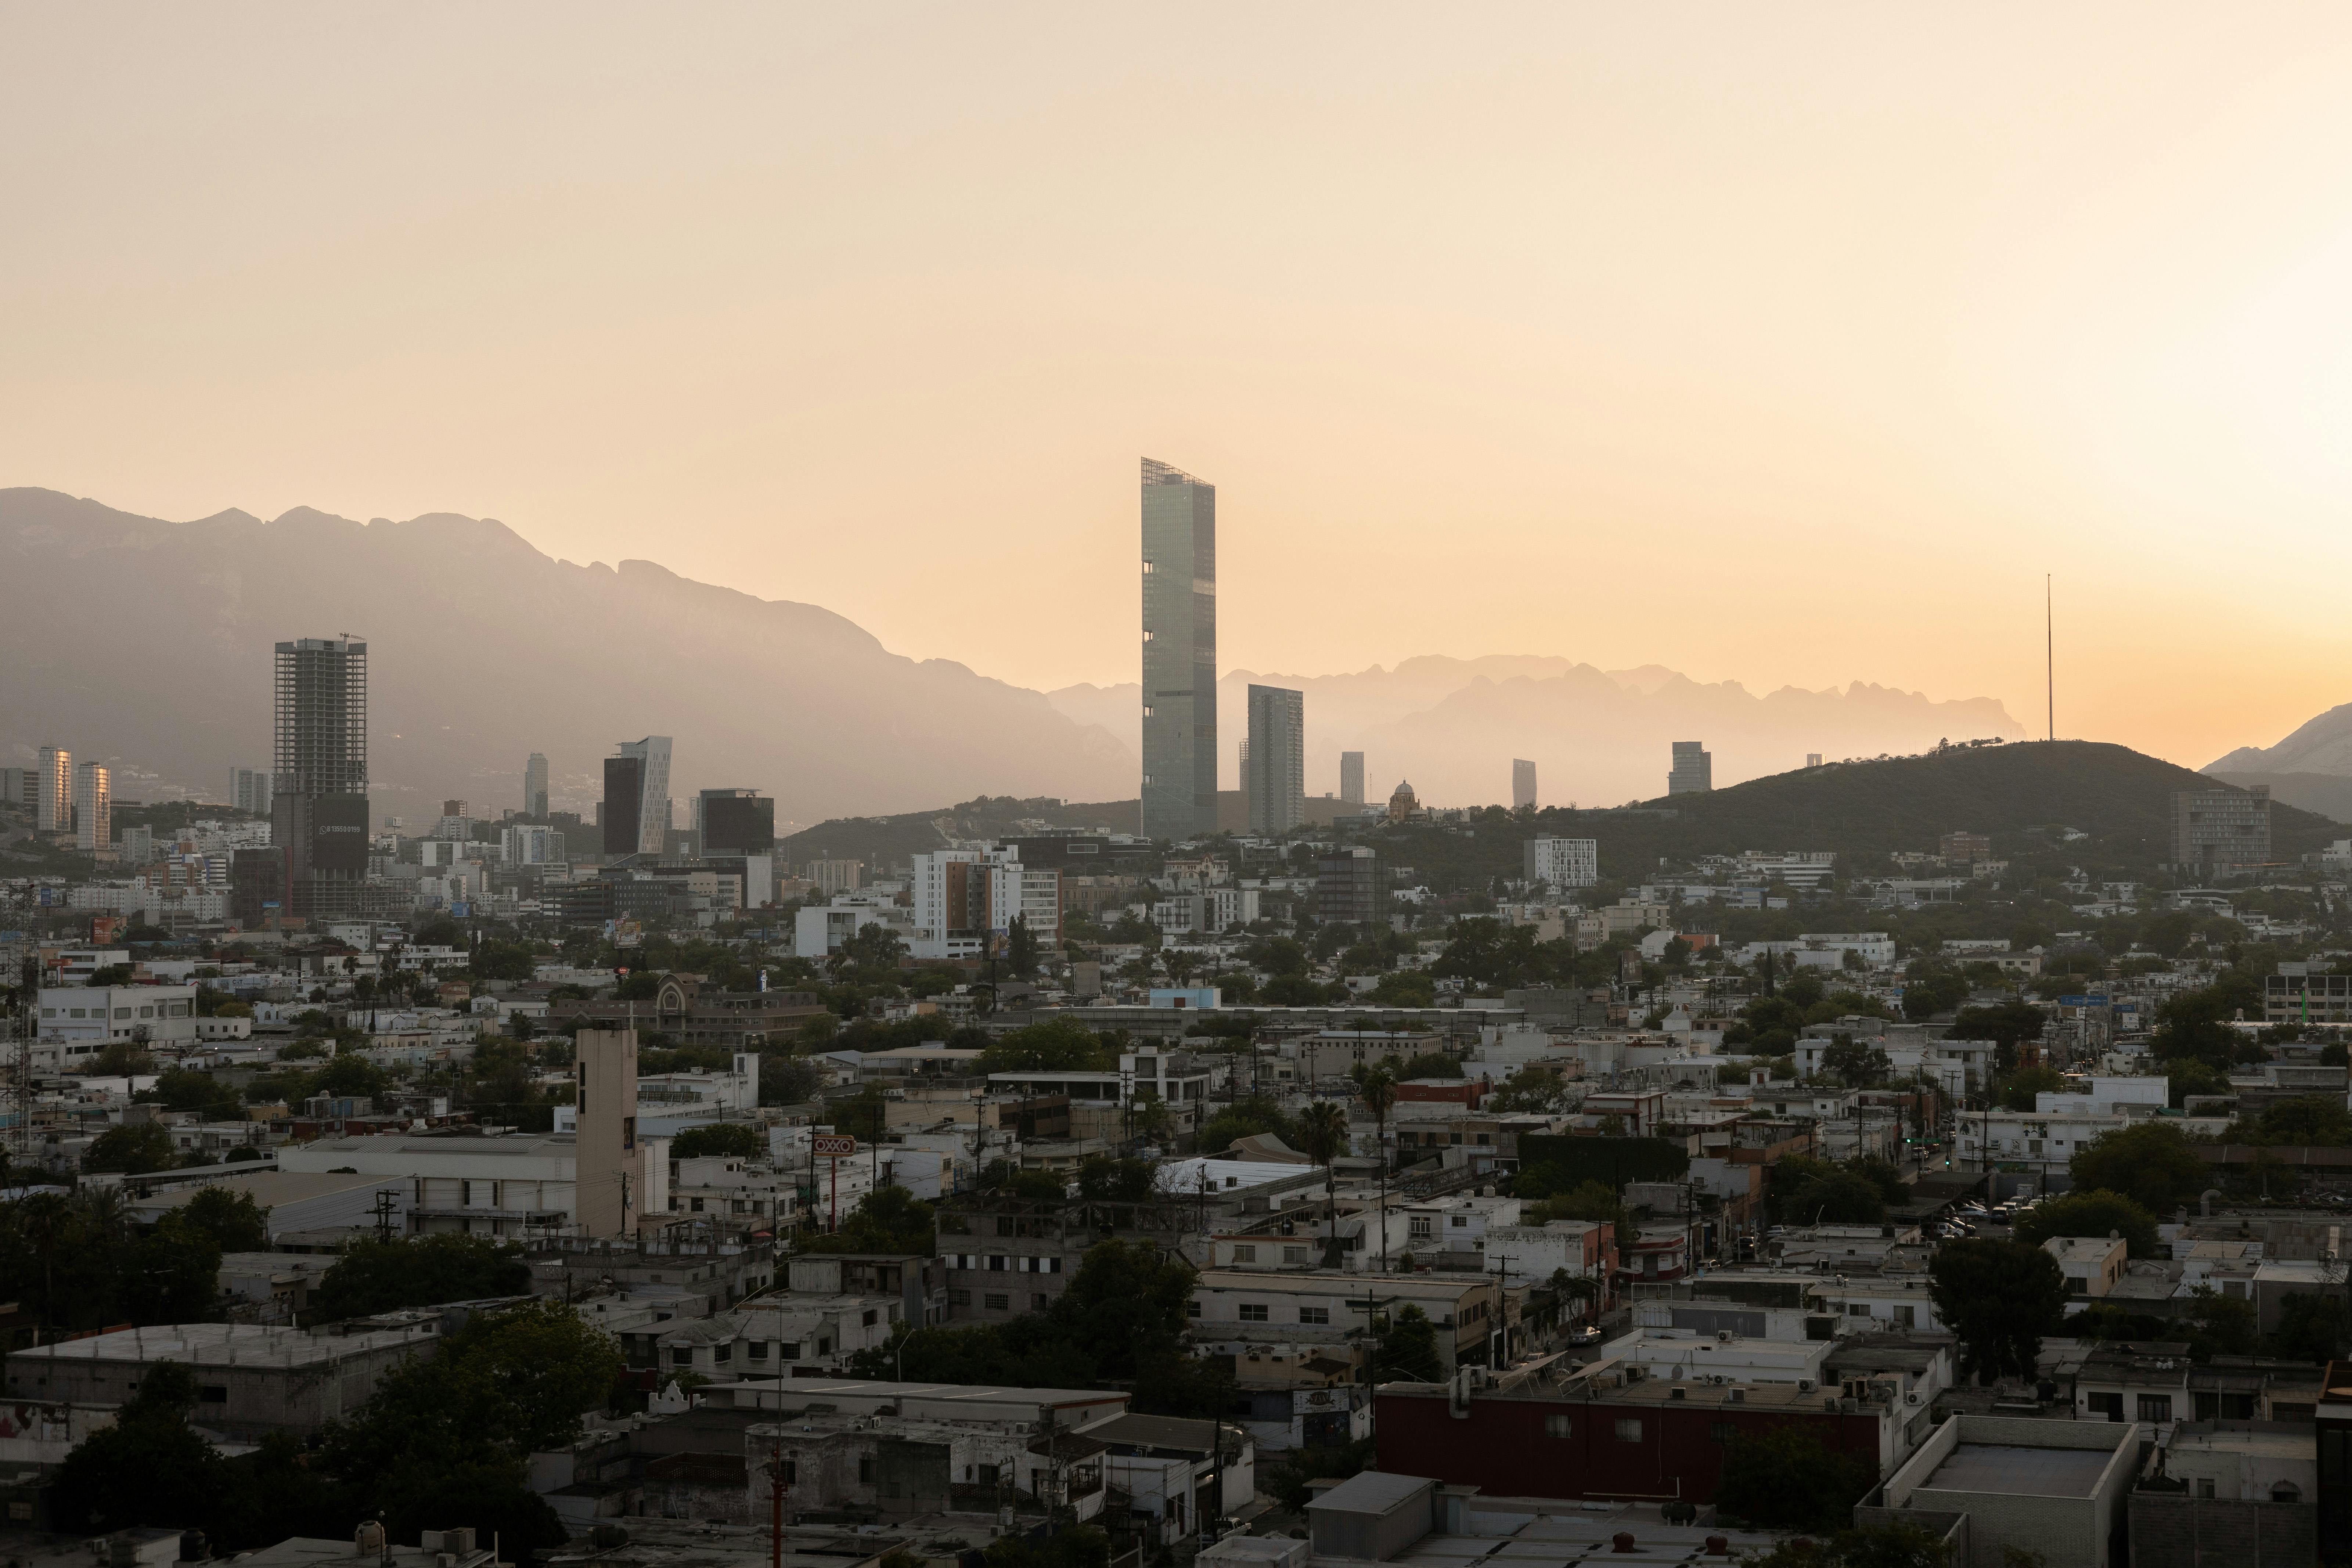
[525,752,550,818]
[1246,684,1305,833]
[1141,458,1217,840]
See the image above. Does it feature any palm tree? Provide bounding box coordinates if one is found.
[18,1193,72,1327]
[1350,1064,1400,1273]
[1297,1100,1350,1269]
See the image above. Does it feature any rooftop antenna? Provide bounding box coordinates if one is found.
[2045,574,2054,743]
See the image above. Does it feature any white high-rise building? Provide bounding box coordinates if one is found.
[1512,759,1537,811]
[501,824,566,865]
[230,767,273,816]
[37,747,71,833]
[73,762,110,854]
[1523,835,1599,890]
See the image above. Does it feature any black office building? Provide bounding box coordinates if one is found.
[602,755,646,857]
[699,789,774,855]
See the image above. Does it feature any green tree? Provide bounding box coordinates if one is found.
[1526,1180,1633,1240]
[51,1362,227,1535]
[1004,915,1039,979]
[1820,1035,1891,1088]
[308,1232,532,1322]
[975,1018,1116,1074]
[1948,999,2046,1073]
[178,1185,272,1252]
[471,940,537,983]
[2268,1290,2352,1363]
[90,1040,157,1077]
[1773,1156,1888,1225]
[1996,1065,2065,1112]
[1930,1240,2066,1385]
[2011,1189,2158,1259]
[1375,1304,1445,1382]
[1367,970,1436,1007]
[82,1122,179,1174]
[803,1185,936,1255]
[1297,1100,1351,1268]
[2069,1122,2211,1216]
[1713,1425,1877,1530]
[1198,1095,1295,1154]
[670,1122,766,1160]
[2251,1095,2352,1146]
[1353,1063,1400,1270]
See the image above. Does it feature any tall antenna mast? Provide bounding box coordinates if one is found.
[2045,574,2054,743]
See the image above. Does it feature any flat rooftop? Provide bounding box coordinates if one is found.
[6,1321,433,1370]
[1923,1443,2113,1499]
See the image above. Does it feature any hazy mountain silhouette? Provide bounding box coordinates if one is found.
[0,488,1133,825]
[2208,703,2352,778]
[1051,657,2022,808]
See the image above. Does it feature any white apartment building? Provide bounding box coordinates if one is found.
[1954,1111,2127,1192]
[1151,887,1260,935]
[36,984,201,1054]
[1523,836,1599,890]
[2036,1077,2169,1116]
[277,1130,673,1239]
[908,848,1060,961]
[793,897,914,960]
[501,824,566,865]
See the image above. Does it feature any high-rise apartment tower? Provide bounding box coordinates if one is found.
[73,763,109,854]
[36,747,70,834]
[525,753,550,818]
[1668,741,1712,796]
[602,737,672,857]
[1340,751,1365,807]
[1512,759,1537,811]
[1140,458,1217,840]
[230,767,273,816]
[1246,684,1305,833]
[272,636,371,920]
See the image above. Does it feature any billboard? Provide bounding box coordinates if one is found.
[309,793,372,874]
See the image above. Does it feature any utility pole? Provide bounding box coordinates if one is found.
[765,1434,792,1568]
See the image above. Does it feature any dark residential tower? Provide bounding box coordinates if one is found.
[270,636,370,921]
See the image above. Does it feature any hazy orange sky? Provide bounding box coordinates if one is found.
[9,5,2352,770]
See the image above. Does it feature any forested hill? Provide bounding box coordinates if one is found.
[1423,740,2340,883]
[775,795,1137,872]
[774,742,2336,885]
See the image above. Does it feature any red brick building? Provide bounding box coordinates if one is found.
[1377,1373,1885,1506]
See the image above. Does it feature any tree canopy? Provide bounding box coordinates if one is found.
[308,1232,532,1323]
[2068,1122,2211,1216]
[1929,1239,2066,1385]
[669,1122,767,1160]
[2011,1189,2158,1259]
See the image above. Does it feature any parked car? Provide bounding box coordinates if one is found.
[1566,1324,1603,1346]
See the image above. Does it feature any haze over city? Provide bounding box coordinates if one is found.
[13,6,2352,776]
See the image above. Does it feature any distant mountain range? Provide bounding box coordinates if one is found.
[2204,702,2352,823]
[1051,658,2023,810]
[0,489,1134,825]
[4,485,2028,832]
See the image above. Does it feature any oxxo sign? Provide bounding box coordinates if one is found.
[812,1133,858,1157]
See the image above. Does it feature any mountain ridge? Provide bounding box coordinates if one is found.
[0,487,1134,823]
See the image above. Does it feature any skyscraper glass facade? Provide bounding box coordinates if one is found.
[1141,457,1217,840]
[271,636,370,919]
[1246,683,1305,833]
